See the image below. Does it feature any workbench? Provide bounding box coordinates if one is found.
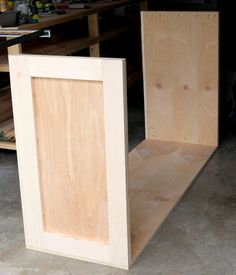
[0,0,147,150]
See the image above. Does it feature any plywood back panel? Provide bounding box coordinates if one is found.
[32,77,109,244]
[142,12,219,146]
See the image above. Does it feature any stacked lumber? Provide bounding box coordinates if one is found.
[0,86,15,142]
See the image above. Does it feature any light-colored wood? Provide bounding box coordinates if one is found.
[9,54,130,269]
[7,37,22,55]
[88,13,100,57]
[32,77,108,243]
[103,59,131,267]
[0,140,16,150]
[142,12,219,146]
[10,54,103,80]
[129,139,216,261]
[8,12,219,270]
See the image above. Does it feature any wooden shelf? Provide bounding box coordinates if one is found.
[0,140,16,150]
[0,117,15,141]
[24,36,97,56]
[17,0,133,30]
[0,87,15,150]
[0,25,134,69]
[0,54,9,72]
[24,26,134,56]
[129,139,216,261]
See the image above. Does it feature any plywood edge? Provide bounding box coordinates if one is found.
[141,12,149,139]
[128,139,217,262]
[9,54,126,62]
[141,11,219,15]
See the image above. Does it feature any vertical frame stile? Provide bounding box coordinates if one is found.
[103,59,131,269]
[9,57,44,248]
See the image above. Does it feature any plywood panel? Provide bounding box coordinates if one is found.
[129,139,216,261]
[142,12,219,146]
[32,77,109,244]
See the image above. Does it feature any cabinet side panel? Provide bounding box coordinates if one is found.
[142,12,219,146]
[32,77,109,244]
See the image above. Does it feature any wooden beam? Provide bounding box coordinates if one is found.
[7,37,22,55]
[88,13,100,57]
[140,0,148,11]
[0,54,9,72]
[0,141,16,150]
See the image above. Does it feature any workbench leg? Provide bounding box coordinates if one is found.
[88,13,100,57]
[7,38,22,55]
[140,0,148,11]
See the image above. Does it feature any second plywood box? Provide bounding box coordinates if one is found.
[9,11,218,269]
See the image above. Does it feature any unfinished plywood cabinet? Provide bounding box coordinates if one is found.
[9,11,218,270]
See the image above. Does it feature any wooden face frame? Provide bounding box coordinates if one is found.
[9,55,131,269]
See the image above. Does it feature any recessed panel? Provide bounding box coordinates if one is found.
[32,77,109,244]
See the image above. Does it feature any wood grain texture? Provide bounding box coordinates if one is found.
[32,77,109,244]
[142,12,219,146]
[0,86,15,143]
[0,140,16,150]
[7,37,22,55]
[9,55,130,269]
[102,59,130,268]
[0,86,12,124]
[129,139,216,261]
[88,13,100,57]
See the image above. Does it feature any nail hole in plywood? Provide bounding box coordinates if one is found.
[156,83,162,89]
[183,84,189,90]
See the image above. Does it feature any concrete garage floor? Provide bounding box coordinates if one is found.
[0,105,236,275]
